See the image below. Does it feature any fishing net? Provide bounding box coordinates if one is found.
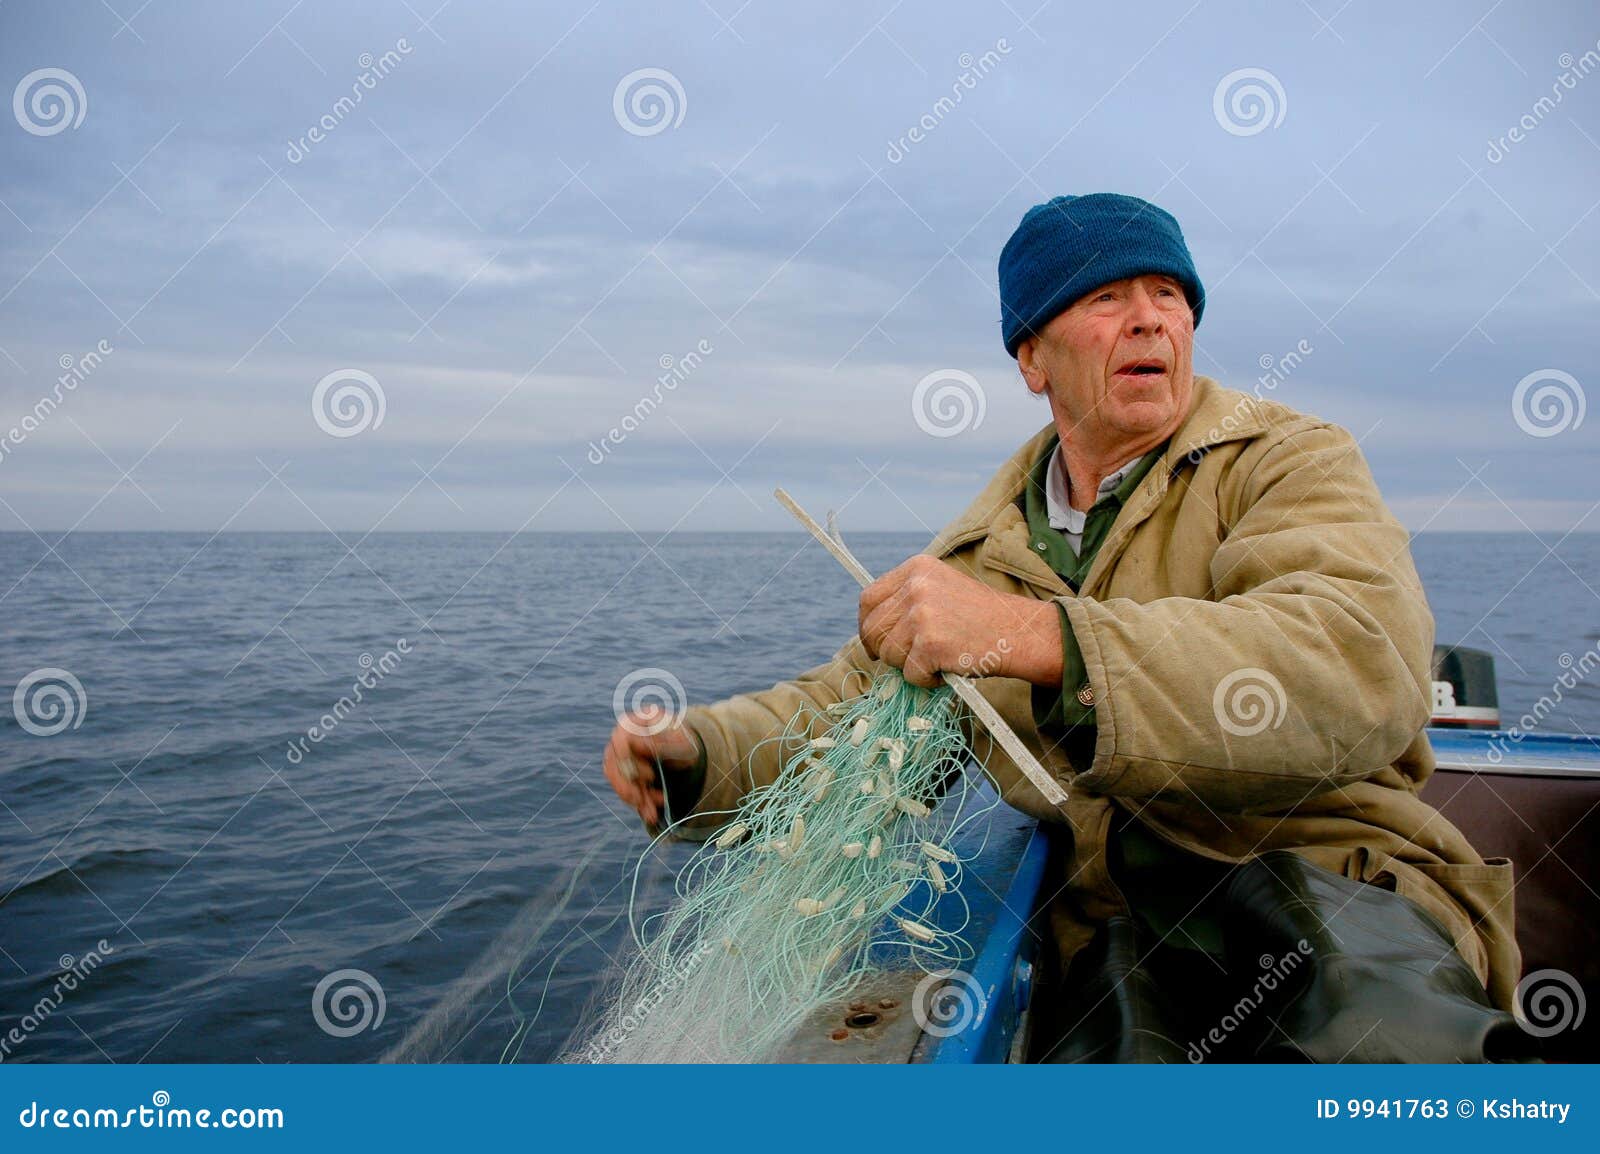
[564,668,994,1063]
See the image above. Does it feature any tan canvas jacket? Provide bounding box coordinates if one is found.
[671,376,1521,1011]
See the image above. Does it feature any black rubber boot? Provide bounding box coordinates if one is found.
[1217,850,1537,1063]
[1040,915,1196,1063]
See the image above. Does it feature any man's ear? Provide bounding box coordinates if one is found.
[1016,337,1049,397]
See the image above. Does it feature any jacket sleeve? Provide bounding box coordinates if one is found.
[665,637,884,841]
[1032,602,1095,730]
[1055,423,1435,812]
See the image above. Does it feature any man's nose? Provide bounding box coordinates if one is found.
[1125,286,1164,335]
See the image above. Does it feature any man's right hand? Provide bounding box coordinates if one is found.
[602,704,703,829]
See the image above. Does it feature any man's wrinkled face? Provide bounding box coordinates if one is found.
[1017,273,1196,451]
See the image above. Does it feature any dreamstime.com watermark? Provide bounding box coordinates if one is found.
[0,339,113,467]
[12,667,87,736]
[586,338,713,465]
[1513,968,1587,1038]
[1256,338,1314,396]
[911,968,988,1038]
[13,67,86,136]
[1485,641,1598,765]
[612,67,686,136]
[284,640,411,765]
[1212,666,1288,737]
[17,1092,283,1130]
[912,369,986,437]
[1212,67,1286,136]
[286,39,415,164]
[1187,938,1314,1062]
[1511,368,1584,438]
[1486,39,1600,164]
[312,968,386,1038]
[613,667,688,737]
[312,368,386,437]
[0,941,114,1062]
[957,636,1012,678]
[1187,338,1314,463]
[885,39,1012,164]
[581,943,712,1062]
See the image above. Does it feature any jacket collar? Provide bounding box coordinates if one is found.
[929,376,1267,590]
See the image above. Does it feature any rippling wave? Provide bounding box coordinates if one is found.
[0,530,1593,1061]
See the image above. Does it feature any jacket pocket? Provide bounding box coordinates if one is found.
[1385,858,1516,987]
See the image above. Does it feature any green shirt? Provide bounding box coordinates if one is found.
[1022,431,1167,733]
[1022,432,1228,951]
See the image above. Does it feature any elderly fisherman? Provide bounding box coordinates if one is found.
[603,192,1528,1063]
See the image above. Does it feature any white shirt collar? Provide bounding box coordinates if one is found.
[1045,444,1147,533]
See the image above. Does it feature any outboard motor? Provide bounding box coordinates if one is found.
[1429,644,1500,729]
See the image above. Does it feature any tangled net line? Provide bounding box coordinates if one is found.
[564,669,997,1063]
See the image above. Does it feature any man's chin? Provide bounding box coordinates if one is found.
[1104,373,1193,433]
[1105,397,1177,435]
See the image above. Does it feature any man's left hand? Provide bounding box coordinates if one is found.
[858,555,1065,689]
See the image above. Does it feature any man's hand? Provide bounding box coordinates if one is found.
[859,555,1064,689]
[602,704,702,829]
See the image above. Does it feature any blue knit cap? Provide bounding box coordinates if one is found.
[998,192,1204,357]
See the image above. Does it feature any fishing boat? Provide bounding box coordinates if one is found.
[775,645,1600,1063]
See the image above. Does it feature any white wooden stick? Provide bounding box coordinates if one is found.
[775,489,873,585]
[774,487,1070,808]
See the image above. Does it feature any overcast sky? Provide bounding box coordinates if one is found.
[1,0,1596,533]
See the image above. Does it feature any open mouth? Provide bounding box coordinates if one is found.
[1114,359,1167,378]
